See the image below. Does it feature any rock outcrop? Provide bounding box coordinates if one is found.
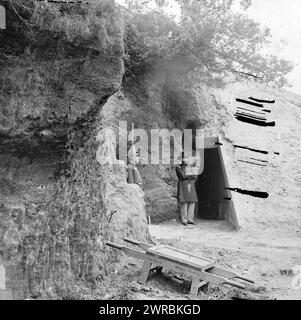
[0,1,148,299]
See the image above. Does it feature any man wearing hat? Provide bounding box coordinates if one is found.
[176,157,198,226]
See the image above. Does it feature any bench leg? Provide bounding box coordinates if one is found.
[190,278,209,297]
[189,277,200,297]
[138,260,152,285]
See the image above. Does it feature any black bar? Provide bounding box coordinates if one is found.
[124,238,139,246]
[235,112,267,121]
[106,241,123,250]
[236,106,265,115]
[248,97,275,103]
[250,157,268,163]
[235,115,275,127]
[34,0,94,4]
[236,98,264,108]
[225,188,269,198]
[237,159,267,167]
[234,145,269,154]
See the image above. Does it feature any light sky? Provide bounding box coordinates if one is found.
[116,0,301,94]
[247,0,301,94]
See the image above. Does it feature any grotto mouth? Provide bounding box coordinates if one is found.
[196,147,228,220]
[149,137,238,229]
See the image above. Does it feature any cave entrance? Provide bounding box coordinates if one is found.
[195,137,239,230]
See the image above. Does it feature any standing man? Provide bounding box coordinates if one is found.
[176,158,198,226]
[127,144,143,185]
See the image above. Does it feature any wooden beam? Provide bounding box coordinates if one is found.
[248,97,275,104]
[236,98,263,108]
[236,106,266,115]
[216,136,240,230]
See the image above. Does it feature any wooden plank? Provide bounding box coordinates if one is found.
[237,159,267,167]
[146,245,215,271]
[147,245,213,265]
[206,266,238,279]
[138,260,152,284]
[233,144,269,155]
[248,97,275,104]
[106,242,146,260]
[236,98,263,108]
[124,238,152,250]
[156,245,213,263]
[190,276,201,297]
[236,106,265,115]
[207,267,254,283]
[216,136,240,229]
[196,270,245,289]
[235,111,267,121]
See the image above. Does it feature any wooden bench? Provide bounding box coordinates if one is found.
[106,238,254,297]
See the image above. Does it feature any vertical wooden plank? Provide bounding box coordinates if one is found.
[216,136,240,229]
[189,276,200,297]
[138,260,152,285]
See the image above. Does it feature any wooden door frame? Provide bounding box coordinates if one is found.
[198,136,240,230]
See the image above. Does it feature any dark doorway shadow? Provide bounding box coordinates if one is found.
[196,147,226,220]
[194,137,239,230]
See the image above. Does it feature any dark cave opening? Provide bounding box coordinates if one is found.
[196,145,228,220]
[149,136,239,229]
[194,137,239,229]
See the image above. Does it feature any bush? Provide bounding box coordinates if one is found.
[122,0,294,87]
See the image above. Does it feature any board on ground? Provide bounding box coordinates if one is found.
[146,245,215,271]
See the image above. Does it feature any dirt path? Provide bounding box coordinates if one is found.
[95,217,300,301]
[148,218,301,300]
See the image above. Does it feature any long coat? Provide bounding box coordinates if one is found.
[176,165,198,203]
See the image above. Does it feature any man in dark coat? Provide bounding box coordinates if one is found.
[176,159,198,226]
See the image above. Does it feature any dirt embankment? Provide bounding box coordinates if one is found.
[0,1,149,300]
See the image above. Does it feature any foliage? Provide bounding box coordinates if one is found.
[31,0,115,44]
[0,0,119,57]
[123,9,179,78]
[123,0,293,87]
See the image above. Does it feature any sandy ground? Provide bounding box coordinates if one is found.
[146,218,301,300]
[93,217,300,301]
